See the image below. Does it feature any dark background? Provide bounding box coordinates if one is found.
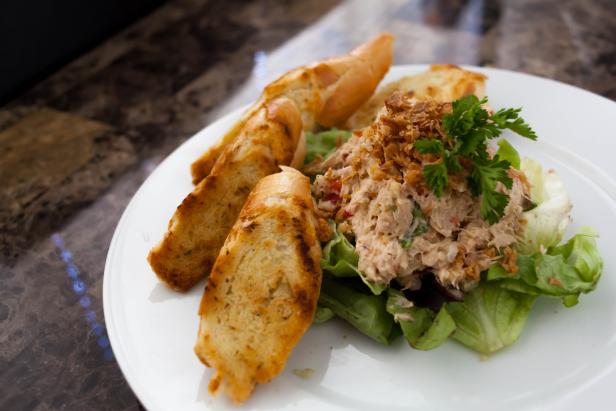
[0,0,165,103]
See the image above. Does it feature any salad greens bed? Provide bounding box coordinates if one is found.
[304,101,603,356]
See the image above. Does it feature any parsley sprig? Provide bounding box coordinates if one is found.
[415,95,537,224]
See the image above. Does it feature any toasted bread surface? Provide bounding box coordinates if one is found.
[194,169,322,403]
[190,33,393,184]
[148,98,302,291]
[189,105,261,184]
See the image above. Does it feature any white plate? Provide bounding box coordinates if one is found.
[104,65,616,411]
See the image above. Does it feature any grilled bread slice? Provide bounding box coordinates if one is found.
[149,34,393,291]
[194,168,324,403]
[190,32,394,184]
[147,98,302,291]
[345,64,487,130]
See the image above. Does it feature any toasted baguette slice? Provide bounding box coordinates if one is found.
[147,98,302,291]
[194,168,323,403]
[345,64,487,130]
[190,32,393,184]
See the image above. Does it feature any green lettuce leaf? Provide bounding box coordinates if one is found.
[386,289,455,350]
[520,157,544,203]
[318,276,397,345]
[487,227,602,306]
[496,139,520,169]
[399,206,428,249]
[313,305,335,324]
[446,283,536,354]
[321,223,387,295]
[551,227,603,285]
[304,129,352,164]
[518,158,572,254]
[484,265,541,295]
[321,223,359,277]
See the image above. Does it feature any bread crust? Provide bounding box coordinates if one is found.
[190,33,393,184]
[147,98,302,291]
[194,168,322,403]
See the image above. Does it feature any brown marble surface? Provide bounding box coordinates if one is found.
[0,0,614,409]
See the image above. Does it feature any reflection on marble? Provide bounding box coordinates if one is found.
[0,0,614,409]
[213,0,616,118]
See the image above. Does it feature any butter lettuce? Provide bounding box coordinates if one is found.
[488,227,602,307]
[446,283,537,354]
[386,289,455,350]
[518,158,572,254]
[321,223,387,295]
[321,223,359,277]
[496,139,521,169]
[318,227,602,352]
[318,276,397,344]
[313,306,335,324]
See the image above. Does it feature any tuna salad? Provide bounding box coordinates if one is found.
[312,93,526,291]
[306,91,603,354]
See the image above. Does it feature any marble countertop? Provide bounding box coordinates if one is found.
[1,0,614,409]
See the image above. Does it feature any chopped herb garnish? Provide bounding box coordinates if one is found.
[399,207,428,249]
[399,238,413,249]
[415,95,537,224]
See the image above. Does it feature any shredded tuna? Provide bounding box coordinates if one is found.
[312,93,529,290]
